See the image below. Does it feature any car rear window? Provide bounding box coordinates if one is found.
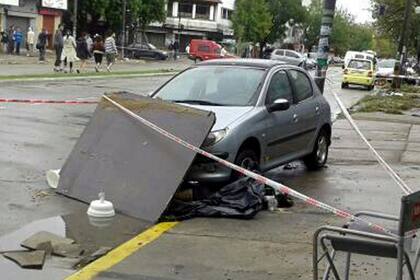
[348,60,372,70]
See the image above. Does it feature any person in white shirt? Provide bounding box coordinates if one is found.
[26,27,34,57]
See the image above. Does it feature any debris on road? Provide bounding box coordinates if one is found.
[87,192,115,218]
[57,92,215,222]
[52,243,84,258]
[21,231,74,250]
[46,169,60,189]
[73,247,113,269]
[3,250,46,269]
[162,178,265,220]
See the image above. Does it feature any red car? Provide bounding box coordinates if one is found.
[188,39,234,61]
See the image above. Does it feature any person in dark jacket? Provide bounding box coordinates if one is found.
[92,35,105,72]
[0,30,8,53]
[76,32,91,73]
[7,26,15,54]
[37,28,48,62]
[53,24,64,71]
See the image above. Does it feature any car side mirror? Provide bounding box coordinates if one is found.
[267,98,290,113]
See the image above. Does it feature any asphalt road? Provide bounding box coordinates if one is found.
[2,66,408,279]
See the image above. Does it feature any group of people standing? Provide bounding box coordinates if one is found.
[51,25,118,73]
[0,26,35,56]
[0,24,118,74]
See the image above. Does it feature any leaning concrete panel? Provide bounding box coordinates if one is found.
[57,92,215,222]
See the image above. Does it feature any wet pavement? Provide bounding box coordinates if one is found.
[0,211,150,279]
[1,67,419,279]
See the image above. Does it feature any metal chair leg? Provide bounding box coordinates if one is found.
[344,252,351,280]
[322,250,336,280]
[321,236,341,280]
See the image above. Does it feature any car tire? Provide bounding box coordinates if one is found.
[232,149,260,179]
[341,82,348,89]
[367,85,374,91]
[303,130,329,171]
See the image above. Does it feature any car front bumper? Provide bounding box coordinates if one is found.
[185,153,232,184]
[343,75,374,86]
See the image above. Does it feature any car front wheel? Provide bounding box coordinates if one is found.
[232,149,260,179]
[303,130,329,170]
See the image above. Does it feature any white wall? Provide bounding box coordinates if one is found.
[221,0,235,10]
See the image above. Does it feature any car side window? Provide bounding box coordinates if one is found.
[266,71,293,105]
[275,50,284,56]
[288,70,313,103]
[286,51,299,58]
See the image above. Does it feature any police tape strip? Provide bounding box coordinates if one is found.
[327,82,413,195]
[0,98,98,105]
[102,95,400,238]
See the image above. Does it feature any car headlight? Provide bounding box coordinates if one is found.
[203,129,227,147]
[162,51,167,55]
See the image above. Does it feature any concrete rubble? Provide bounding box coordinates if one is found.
[3,250,46,269]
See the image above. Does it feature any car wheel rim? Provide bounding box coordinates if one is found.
[240,157,257,171]
[316,136,327,164]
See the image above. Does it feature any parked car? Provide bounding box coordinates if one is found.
[344,51,374,68]
[123,43,168,60]
[342,59,375,90]
[151,59,332,183]
[270,49,307,69]
[188,39,235,62]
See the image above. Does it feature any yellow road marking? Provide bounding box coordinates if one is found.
[66,222,179,280]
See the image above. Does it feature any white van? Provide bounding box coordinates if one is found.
[344,51,374,68]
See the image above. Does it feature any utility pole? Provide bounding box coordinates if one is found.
[121,0,127,59]
[393,0,414,89]
[73,0,78,37]
[315,0,337,94]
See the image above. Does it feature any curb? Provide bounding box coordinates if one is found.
[0,71,178,84]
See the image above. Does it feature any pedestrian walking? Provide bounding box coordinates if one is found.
[14,27,23,55]
[53,24,64,71]
[173,40,179,60]
[104,31,117,72]
[36,28,48,62]
[0,30,8,53]
[7,26,15,54]
[76,32,91,73]
[85,33,93,55]
[61,30,78,73]
[92,35,105,72]
[26,27,35,57]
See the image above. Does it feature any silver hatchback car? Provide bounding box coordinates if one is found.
[151,59,332,183]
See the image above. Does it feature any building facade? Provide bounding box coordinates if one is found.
[147,0,235,51]
[0,0,67,49]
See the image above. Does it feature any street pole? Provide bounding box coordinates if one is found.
[122,0,127,59]
[393,0,414,89]
[73,0,78,37]
[315,0,337,94]
[416,6,420,64]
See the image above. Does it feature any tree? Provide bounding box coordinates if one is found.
[371,0,420,56]
[232,0,273,45]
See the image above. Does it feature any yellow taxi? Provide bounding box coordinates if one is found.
[341,59,375,90]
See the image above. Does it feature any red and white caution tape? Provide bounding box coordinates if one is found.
[329,87,413,195]
[0,98,98,105]
[103,95,398,238]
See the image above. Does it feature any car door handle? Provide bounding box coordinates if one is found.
[293,114,299,122]
[315,106,320,114]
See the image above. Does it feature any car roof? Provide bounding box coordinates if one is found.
[197,59,286,69]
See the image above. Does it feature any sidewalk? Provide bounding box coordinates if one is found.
[0,53,192,77]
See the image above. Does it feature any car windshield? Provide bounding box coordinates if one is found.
[153,66,265,106]
[348,60,371,70]
[378,60,396,68]
[147,43,157,50]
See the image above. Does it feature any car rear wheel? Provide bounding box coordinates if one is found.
[341,82,348,89]
[232,149,260,179]
[367,85,374,91]
[303,130,329,170]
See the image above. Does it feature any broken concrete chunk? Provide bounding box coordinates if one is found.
[52,243,84,258]
[21,231,74,250]
[73,247,112,269]
[3,250,46,269]
[35,241,53,256]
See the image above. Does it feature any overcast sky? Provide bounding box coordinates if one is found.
[303,0,373,23]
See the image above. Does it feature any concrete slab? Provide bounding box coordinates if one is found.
[329,148,402,164]
[57,93,216,222]
[21,231,74,250]
[352,112,420,125]
[52,243,84,258]
[332,128,408,142]
[331,140,407,151]
[333,119,412,132]
[401,151,420,164]
[407,142,420,152]
[3,250,46,269]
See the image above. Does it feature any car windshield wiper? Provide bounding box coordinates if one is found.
[170,100,224,106]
